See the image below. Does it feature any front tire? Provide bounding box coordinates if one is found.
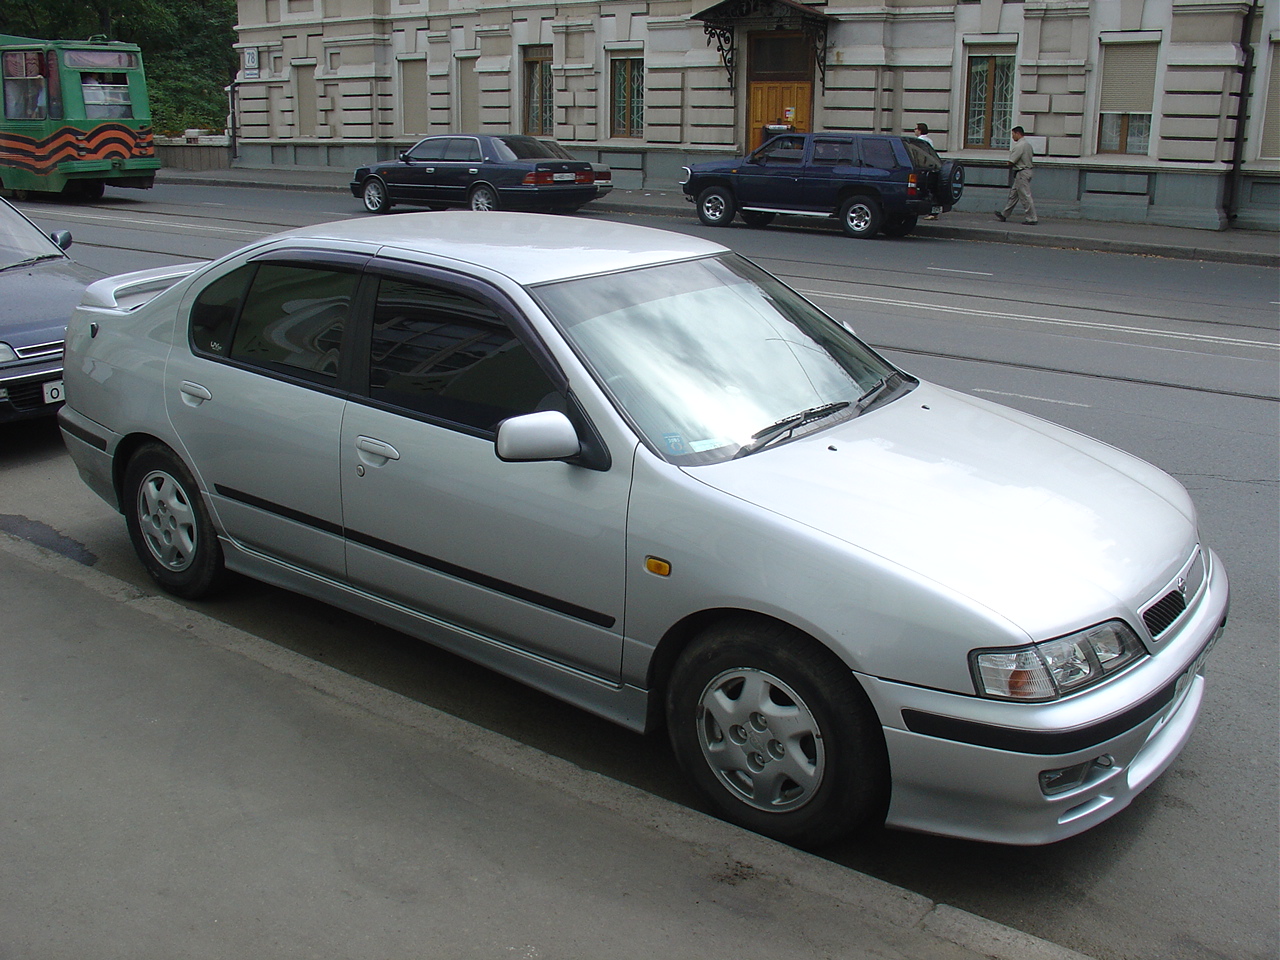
[468,184,500,211]
[123,444,226,599]
[839,195,883,239]
[361,177,391,214]
[666,617,888,849]
[696,186,735,227]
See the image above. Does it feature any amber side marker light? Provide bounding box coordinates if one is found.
[645,556,672,577]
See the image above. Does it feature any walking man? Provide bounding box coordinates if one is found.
[913,122,934,147]
[994,126,1037,225]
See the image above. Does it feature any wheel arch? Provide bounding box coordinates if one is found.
[111,433,198,512]
[643,607,855,733]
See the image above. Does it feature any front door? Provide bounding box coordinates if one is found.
[339,266,629,680]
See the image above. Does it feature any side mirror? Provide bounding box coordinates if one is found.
[399,151,410,162]
[50,230,72,250]
[495,410,580,463]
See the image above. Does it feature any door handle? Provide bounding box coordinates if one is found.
[424,167,435,173]
[179,380,212,406]
[356,435,401,466]
[468,168,478,174]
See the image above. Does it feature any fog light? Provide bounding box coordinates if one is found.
[1040,755,1116,796]
[1040,762,1092,796]
[0,387,8,400]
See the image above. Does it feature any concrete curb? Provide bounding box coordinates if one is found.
[0,530,1098,960]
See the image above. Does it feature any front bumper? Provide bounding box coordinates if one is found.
[0,359,64,423]
[861,549,1228,844]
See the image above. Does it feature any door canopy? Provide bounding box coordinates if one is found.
[692,0,832,92]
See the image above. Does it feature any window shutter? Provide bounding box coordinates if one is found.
[1100,42,1159,113]
[1260,43,1280,159]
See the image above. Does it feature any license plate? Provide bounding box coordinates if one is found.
[553,172,575,181]
[43,379,64,404]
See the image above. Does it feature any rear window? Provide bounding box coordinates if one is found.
[901,138,942,171]
[494,136,559,161]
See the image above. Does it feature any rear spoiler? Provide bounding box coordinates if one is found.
[80,262,204,312]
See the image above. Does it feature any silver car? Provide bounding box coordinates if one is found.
[59,213,1228,848]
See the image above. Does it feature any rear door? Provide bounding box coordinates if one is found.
[432,136,485,206]
[165,250,368,579]
[802,136,860,212]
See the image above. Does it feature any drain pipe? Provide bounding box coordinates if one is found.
[1225,0,1260,223]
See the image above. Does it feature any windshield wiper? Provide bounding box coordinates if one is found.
[734,401,850,458]
[854,371,906,414]
[0,254,63,273]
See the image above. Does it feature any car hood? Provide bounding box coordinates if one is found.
[0,258,103,346]
[686,383,1196,640]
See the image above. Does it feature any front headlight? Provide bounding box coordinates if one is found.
[0,342,16,363]
[971,621,1146,701]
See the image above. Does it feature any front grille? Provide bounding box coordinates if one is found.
[1144,591,1187,638]
[1141,549,1206,639]
[3,379,49,412]
[14,340,64,361]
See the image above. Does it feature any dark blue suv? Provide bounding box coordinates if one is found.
[681,132,964,239]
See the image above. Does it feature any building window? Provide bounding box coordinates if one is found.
[611,58,644,138]
[524,45,554,137]
[1098,42,1158,155]
[1261,43,1280,159]
[965,54,1015,149]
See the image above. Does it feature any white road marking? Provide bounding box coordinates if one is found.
[972,389,1091,407]
[802,289,1280,351]
[926,267,994,277]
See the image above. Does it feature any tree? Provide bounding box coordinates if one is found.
[0,0,236,133]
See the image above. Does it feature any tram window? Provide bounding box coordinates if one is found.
[2,51,47,120]
[80,72,133,119]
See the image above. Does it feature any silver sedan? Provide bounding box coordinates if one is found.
[58,212,1227,848]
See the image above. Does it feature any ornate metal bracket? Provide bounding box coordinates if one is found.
[694,0,831,94]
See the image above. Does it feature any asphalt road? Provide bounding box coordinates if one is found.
[5,184,1278,960]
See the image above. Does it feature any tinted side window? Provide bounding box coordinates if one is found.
[444,137,481,161]
[754,136,805,165]
[368,278,558,432]
[861,138,899,170]
[407,138,448,161]
[812,139,856,166]
[190,264,254,356]
[228,264,356,382]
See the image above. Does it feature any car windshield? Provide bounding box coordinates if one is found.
[494,136,559,161]
[0,201,64,270]
[535,255,905,465]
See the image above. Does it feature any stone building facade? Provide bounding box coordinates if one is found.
[231,0,1279,229]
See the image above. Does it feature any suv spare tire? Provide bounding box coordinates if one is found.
[938,159,965,210]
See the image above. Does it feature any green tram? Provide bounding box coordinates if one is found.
[0,34,159,200]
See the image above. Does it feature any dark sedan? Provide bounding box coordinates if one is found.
[351,134,596,215]
[0,197,103,423]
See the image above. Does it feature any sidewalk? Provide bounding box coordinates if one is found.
[158,164,1278,268]
[0,531,1096,960]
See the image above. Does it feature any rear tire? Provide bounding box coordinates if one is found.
[361,177,391,214]
[469,184,500,211]
[881,215,917,238]
[741,210,775,228]
[696,186,735,227]
[839,195,883,239]
[123,444,226,599]
[666,616,889,849]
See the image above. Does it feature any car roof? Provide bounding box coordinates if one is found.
[277,212,729,286]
